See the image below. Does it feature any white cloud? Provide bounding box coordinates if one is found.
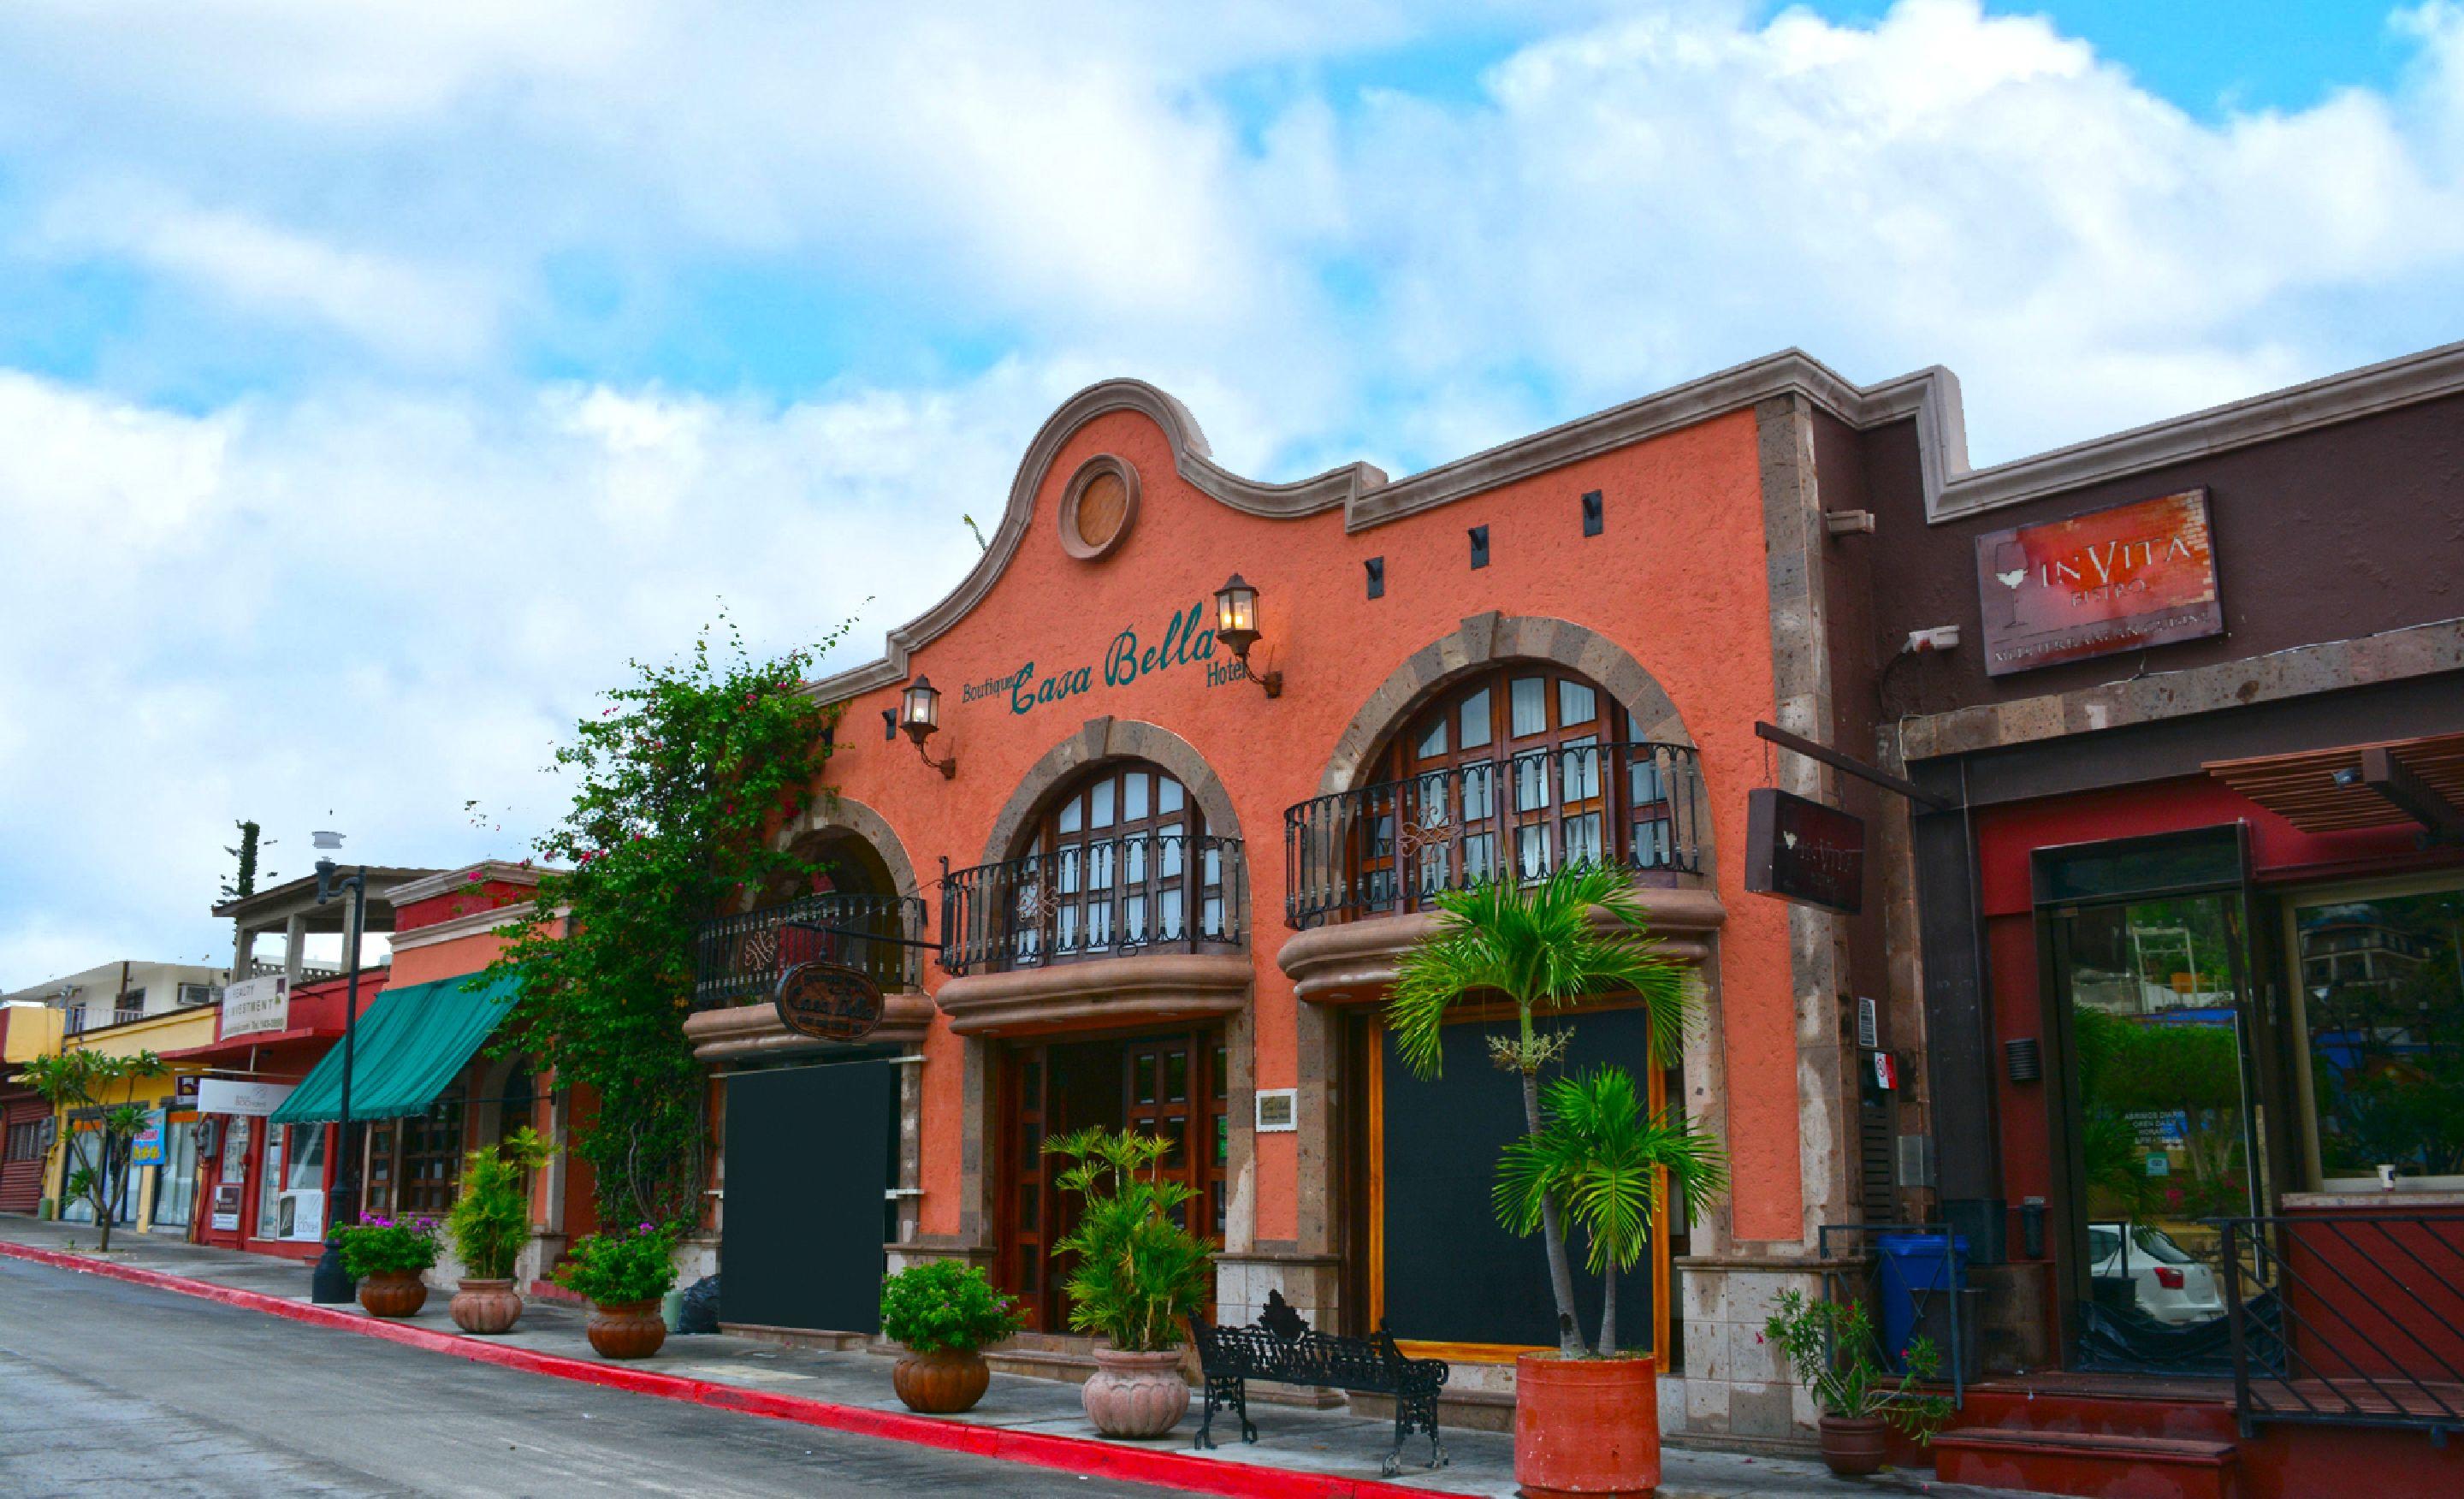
[0,364,1070,987]
[30,185,503,364]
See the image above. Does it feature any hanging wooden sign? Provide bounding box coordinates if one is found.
[1744,787,1866,915]
[773,959,885,1042]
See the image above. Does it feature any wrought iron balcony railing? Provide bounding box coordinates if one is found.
[942,833,1247,977]
[1282,740,1704,929]
[691,892,929,1012]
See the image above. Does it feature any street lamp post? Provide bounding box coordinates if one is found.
[307,838,368,1305]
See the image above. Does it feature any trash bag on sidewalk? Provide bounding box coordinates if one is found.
[678,1274,721,1335]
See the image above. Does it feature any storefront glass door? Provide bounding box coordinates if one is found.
[2040,828,2272,1372]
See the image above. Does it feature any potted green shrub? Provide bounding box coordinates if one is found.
[1763,1289,1954,1475]
[1390,864,1727,1498]
[335,1216,442,1318]
[1045,1127,1212,1439]
[555,1221,680,1359]
[445,1126,554,1334]
[880,1259,1024,1413]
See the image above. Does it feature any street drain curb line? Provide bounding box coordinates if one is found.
[0,1241,1457,1499]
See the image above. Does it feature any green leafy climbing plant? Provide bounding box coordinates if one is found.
[487,612,854,1233]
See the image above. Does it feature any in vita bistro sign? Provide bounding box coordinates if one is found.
[1975,489,2224,678]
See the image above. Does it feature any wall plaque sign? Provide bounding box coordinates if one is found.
[773,960,885,1043]
[1744,787,1865,915]
[1975,488,2223,677]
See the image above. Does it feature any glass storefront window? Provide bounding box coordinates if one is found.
[152,1122,200,1229]
[57,1131,135,1225]
[258,1129,285,1236]
[2289,883,2464,1188]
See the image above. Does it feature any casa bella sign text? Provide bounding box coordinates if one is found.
[958,600,1251,716]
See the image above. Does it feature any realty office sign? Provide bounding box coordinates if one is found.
[1744,787,1866,915]
[220,974,291,1040]
[195,1079,293,1117]
[1975,489,2223,677]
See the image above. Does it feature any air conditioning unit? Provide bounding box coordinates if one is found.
[275,1189,325,1241]
[176,984,220,1007]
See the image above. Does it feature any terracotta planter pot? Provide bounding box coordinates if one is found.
[449,1278,524,1335]
[357,1271,429,1319]
[586,1299,667,1360]
[893,1346,992,1414]
[1513,1352,1659,1499]
[1081,1348,1190,1439]
[1819,1413,1889,1477]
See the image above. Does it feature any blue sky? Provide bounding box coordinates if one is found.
[3,0,2461,985]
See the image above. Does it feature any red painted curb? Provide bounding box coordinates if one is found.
[0,1240,1460,1499]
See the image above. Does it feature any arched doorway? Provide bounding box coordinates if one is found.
[978,758,1235,1331]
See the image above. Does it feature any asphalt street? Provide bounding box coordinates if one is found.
[0,1255,1187,1497]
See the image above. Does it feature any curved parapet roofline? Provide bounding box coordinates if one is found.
[804,338,2464,707]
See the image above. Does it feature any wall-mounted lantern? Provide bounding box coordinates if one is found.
[899,677,957,779]
[1212,574,1283,699]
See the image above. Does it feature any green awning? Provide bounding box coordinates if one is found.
[269,971,519,1126]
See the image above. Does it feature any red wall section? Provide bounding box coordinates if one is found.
[1974,775,2433,920]
[395,878,536,934]
[817,401,1797,1246]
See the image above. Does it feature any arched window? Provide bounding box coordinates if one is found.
[1009,760,1229,966]
[1348,663,1691,914]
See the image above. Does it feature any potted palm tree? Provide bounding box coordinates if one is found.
[445,1126,554,1334]
[1763,1290,1953,1474]
[1045,1127,1212,1439]
[1389,864,1727,1499]
[880,1259,1024,1413]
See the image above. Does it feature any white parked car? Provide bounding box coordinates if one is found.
[2089,1222,2226,1325]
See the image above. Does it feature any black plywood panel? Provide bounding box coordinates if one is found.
[720,1059,897,1333]
[1379,1005,1656,1350]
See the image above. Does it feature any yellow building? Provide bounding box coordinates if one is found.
[42,1005,217,1237]
[2,1002,66,1214]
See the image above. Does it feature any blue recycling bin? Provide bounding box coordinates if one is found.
[1875,1232,1968,1371]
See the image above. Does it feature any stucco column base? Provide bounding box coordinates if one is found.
[886,1240,998,1276]
[1669,1259,1846,1446]
[1211,1250,1348,1408]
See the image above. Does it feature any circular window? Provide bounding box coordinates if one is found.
[1059,455,1139,560]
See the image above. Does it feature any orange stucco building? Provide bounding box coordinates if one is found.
[690,364,1916,1437]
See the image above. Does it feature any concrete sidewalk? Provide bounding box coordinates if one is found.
[0,1215,2006,1499]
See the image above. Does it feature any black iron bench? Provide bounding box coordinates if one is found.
[1187,1290,1449,1475]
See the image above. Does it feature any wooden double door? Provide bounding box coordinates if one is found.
[998,1026,1227,1331]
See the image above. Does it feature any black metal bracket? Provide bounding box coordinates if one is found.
[1756,720,1954,812]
